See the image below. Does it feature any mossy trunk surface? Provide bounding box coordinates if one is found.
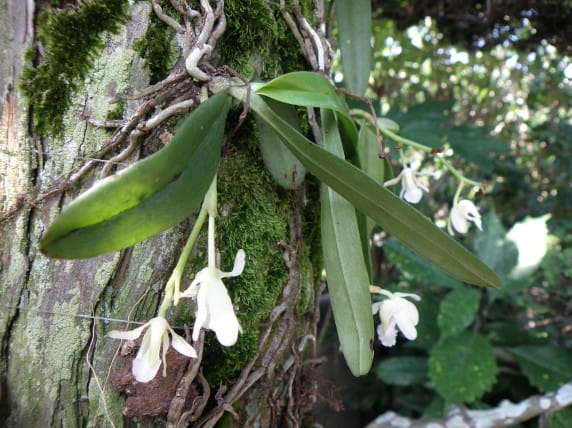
[0,1,319,426]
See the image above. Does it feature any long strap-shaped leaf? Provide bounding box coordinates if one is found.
[321,108,374,375]
[248,91,501,289]
[335,0,372,96]
[40,93,230,258]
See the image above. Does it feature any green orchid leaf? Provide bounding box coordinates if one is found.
[40,93,230,258]
[254,72,345,112]
[255,99,306,189]
[253,74,358,150]
[249,92,501,289]
[383,237,463,289]
[335,0,372,96]
[354,124,388,277]
[321,109,374,376]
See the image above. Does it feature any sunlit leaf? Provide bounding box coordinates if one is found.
[254,74,358,150]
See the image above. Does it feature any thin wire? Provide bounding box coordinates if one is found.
[0,303,195,330]
[1,304,146,326]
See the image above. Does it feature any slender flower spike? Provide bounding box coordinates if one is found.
[448,199,483,235]
[178,215,245,347]
[384,166,430,204]
[370,286,421,347]
[109,317,197,383]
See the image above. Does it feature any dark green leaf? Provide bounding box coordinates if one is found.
[374,356,428,386]
[448,125,509,173]
[255,100,306,189]
[429,332,497,403]
[384,237,463,289]
[551,407,572,428]
[509,346,572,392]
[474,210,519,281]
[438,288,481,339]
[386,100,453,148]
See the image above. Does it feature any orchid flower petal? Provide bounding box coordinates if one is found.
[132,350,162,383]
[219,249,246,278]
[109,316,197,383]
[170,331,197,357]
[371,288,421,347]
[108,322,149,341]
[449,199,482,235]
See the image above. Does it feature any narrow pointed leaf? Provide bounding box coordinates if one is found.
[250,92,501,289]
[335,0,372,96]
[321,109,373,375]
[40,94,230,258]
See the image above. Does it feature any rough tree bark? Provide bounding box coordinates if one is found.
[0,1,321,426]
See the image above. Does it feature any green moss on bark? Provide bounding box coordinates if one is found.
[220,0,308,78]
[20,0,130,136]
[133,2,179,84]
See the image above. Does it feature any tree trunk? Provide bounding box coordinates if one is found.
[0,1,320,426]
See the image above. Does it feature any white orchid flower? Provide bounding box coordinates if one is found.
[178,214,245,347]
[370,286,421,347]
[109,316,197,383]
[448,199,482,235]
[384,166,430,204]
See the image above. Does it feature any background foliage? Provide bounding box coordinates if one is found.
[321,1,572,425]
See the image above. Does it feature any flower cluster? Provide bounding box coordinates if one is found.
[384,163,483,236]
[109,178,245,383]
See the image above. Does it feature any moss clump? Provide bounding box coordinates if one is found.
[105,99,125,121]
[219,0,307,79]
[133,1,179,84]
[20,0,130,136]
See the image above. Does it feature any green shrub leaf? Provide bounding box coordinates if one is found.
[375,356,428,386]
[509,346,572,392]
[429,332,497,403]
[438,288,481,339]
